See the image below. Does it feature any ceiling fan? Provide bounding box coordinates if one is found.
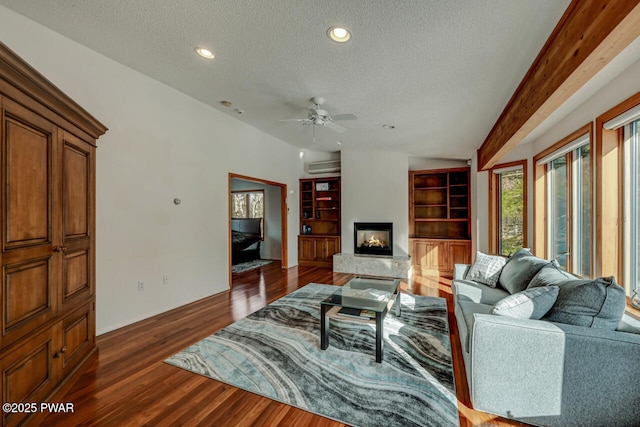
[280,97,357,142]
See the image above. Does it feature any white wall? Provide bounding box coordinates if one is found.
[341,149,409,256]
[0,6,302,335]
[230,179,282,260]
[409,157,468,171]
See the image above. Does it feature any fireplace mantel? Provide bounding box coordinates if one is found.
[333,253,411,279]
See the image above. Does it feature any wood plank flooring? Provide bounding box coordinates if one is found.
[42,263,529,427]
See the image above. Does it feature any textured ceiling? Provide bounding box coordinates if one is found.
[0,0,571,159]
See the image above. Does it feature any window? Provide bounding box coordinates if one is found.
[232,190,264,237]
[623,119,640,297]
[489,160,527,256]
[534,124,592,277]
[598,94,640,296]
[548,156,568,269]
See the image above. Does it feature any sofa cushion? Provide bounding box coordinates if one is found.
[465,251,506,288]
[491,286,559,319]
[456,300,493,353]
[543,276,626,330]
[617,314,640,335]
[453,279,510,305]
[498,248,550,294]
[527,261,577,289]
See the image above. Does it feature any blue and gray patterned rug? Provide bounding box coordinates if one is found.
[165,283,458,427]
[231,259,273,274]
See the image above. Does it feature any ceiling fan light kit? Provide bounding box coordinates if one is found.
[280,96,357,142]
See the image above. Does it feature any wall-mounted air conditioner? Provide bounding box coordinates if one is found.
[306,159,341,174]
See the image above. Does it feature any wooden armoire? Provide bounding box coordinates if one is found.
[0,42,107,426]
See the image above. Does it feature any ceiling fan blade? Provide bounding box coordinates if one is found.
[330,113,357,121]
[325,121,346,133]
[279,118,309,122]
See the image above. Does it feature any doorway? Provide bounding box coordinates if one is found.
[228,173,288,287]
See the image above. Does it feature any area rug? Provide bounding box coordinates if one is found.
[165,283,458,427]
[231,259,273,274]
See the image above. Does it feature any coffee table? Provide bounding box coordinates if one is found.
[320,277,400,363]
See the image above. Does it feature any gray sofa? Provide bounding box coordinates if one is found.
[452,259,640,427]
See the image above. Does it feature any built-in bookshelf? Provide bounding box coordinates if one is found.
[410,168,470,239]
[299,177,341,266]
[409,167,471,277]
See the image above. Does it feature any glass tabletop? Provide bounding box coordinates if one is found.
[321,277,400,313]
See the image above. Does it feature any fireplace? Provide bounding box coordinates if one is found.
[354,222,393,257]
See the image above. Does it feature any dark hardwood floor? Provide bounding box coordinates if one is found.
[43,263,527,427]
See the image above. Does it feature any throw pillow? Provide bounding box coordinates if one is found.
[527,262,577,289]
[498,248,550,294]
[465,251,506,288]
[543,276,626,330]
[491,286,559,319]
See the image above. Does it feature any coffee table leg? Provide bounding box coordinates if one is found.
[375,312,383,363]
[320,304,329,350]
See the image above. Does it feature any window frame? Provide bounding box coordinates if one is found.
[231,189,265,239]
[533,123,593,277]
[622,119,640,297]
[488,159,528,255]
[595,89,640,292]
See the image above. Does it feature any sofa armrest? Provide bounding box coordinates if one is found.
[470,314,640,426]
[453,264,470,280]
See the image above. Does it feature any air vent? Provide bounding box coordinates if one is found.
[306,159,341,174]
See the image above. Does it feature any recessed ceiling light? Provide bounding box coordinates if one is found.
[195,47,215,59]
[382,124,396,129]
[327,26,351,43]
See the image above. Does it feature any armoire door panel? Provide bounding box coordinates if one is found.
[2,257,56,348]
[63,141,90,240]
[3,117,53,250]
[63,249,90,302]
[61,302,94,376]
[1,322,61,427]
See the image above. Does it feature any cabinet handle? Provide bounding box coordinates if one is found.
[53,246,67,253]
[54,346,67,358]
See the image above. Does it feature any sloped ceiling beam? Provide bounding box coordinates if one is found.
[477,0,640,171]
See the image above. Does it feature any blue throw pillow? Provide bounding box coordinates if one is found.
[527,261,577,289]
[543,276,626,330]
[498,248,550,294]
[492,286,560,319]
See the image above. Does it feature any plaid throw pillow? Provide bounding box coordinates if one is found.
[465,251,507,288]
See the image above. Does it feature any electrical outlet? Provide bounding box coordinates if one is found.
[137,281,144,291]
[163,275,169,285]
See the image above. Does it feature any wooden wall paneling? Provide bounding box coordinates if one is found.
[478,0,640,170]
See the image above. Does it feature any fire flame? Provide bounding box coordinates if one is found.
[363,234,386,248]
